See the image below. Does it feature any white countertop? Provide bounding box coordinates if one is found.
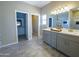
[43,28,79,37]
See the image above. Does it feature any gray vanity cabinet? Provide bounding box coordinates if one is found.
[57,35,64,52]
[57,33,79,56]
[68,40,79,56]
[43,29,79,56]
[42,30,50,44]
[50,31,56,48]
[42,30,56,48]
[57,33,70,55]
[45,31,52,45]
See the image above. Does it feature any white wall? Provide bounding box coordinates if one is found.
[0,1,40,47]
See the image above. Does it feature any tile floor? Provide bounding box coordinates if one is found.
[0,35,66,57]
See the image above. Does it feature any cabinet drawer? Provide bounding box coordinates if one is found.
[57,33,79,43]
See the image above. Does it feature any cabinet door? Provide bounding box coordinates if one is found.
[46,31,52,45]
[68,41,79,57]
[57,36,65,52]
[42,30,48,42]
[42,30,57,48]
[50,32,56,48]
[42,30,50,44]
[57,34,70,54]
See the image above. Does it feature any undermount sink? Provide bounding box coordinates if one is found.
[50,28,62,32]
[68,29,74,32]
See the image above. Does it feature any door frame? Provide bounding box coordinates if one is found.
[31,13,40,38]
[15,10,29,42]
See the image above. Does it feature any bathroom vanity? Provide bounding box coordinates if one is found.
[42,28,79,56]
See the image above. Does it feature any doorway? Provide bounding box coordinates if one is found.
[32,15,39,38]
[16,12,27,41]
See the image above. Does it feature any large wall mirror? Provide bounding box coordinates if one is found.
[49,11,69,29]
[70,8,79,29]
[48,7,79,30]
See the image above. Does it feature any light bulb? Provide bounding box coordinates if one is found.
[64,7,70,11]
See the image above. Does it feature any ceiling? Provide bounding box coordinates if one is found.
[24,1,51,8]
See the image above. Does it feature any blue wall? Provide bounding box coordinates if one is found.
[17,12,27,36]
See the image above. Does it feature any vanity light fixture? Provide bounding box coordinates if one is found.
[59,8,64,13]
[64,7,70,11]
[51,10,57,15]
[51,6,71,15]
[54,11,56,14]
[57,9,60,14]
[51,11,54,14]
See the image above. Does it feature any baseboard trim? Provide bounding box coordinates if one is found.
[0,42,18,48]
